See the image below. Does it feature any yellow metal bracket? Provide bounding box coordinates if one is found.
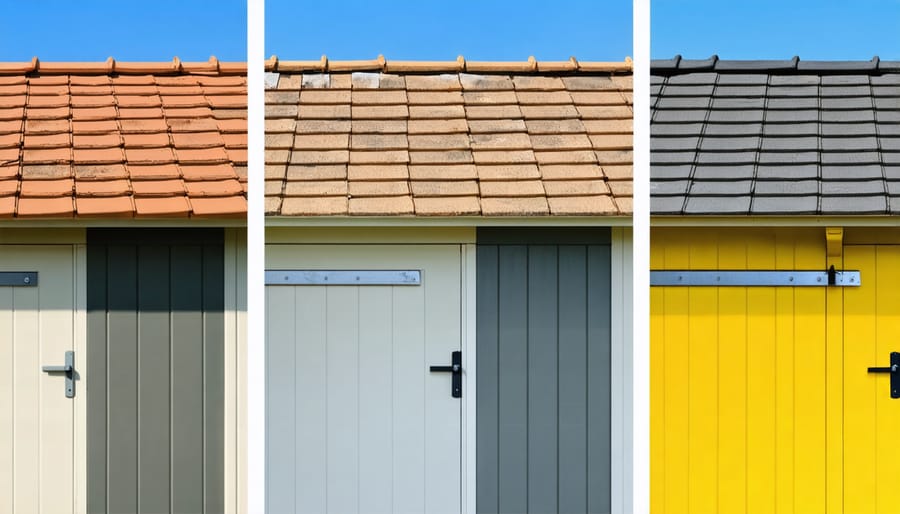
[826,227,843,260]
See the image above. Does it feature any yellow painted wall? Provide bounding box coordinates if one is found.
[652,227,900,514]
[651,228,827,513]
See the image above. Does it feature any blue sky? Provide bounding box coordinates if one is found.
[653,0,900,60]
[0,1,246,62]
[266,0,633,62]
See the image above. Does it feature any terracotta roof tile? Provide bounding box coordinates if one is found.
[175,147,229,163]
[74,133,122,148]
[0,59,245,218]
[75,196,134,216]
[25,132,68,148]
[75,179,131,196]
[188,196,245,216]
[267,60,632,216]
[0,196,13,216]
[0,165,17,181]
[0,179,17,196]
[17,196,74,217]
[134,196,191,216]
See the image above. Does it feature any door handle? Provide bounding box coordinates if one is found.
[429,350,462,398]
[867,351,900,399]
[42,350,75,398]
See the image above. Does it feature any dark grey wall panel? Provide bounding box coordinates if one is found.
[497,246,528,514]
[477,228,611,514]
[203,247,226,514]
[475,245,500,512]
[526,246,559,514]
[106,245,138,513]
[87,229,225,514]
[558,246,589,513]
[587,245,612,512]
[137,245,171,514]
[86,244,108,513]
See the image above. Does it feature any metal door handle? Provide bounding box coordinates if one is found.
[429,350,462,398]
[867,351,900,399]
[42,351,75,398]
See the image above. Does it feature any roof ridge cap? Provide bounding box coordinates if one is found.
[651,55,899,74]
[0,56,247,75]
[266,55,633,74]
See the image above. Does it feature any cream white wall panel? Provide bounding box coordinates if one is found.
[266,244,463,514]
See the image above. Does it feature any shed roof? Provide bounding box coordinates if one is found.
[265,56,633,217]
[651,56,900,216]
[0,57,246,218]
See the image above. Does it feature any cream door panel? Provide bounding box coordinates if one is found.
[0,246,76,514]
[266,244,463,514]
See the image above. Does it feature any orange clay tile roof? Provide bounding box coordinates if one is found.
[264,56,633,216]
[0,57,246,218]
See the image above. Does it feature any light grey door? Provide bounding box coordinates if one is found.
[266,244,463,514]
[477,228,612,514]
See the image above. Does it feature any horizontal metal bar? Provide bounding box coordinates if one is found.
[0,272,37,287]
[265,270,421,286]
[650,270,861,287]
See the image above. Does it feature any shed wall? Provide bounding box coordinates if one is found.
[476,228,612,514]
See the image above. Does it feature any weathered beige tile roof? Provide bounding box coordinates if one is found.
[265,56,633,216]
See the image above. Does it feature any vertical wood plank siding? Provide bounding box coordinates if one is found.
[477,228,612,514]
[650,228,827,514]
[87,229,225,514]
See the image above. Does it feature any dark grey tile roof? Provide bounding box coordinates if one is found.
[651,55,900,215]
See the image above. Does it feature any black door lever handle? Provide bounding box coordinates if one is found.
[867,352,900,398]
[429,351,461,398]
[429,364,461,373]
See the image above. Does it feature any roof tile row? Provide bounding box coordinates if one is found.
[265,64,633,216]
[0,60,246,218]
[651,57,900,215]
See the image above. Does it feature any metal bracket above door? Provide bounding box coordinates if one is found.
[0,272,37,287]
[266,270,421,286]
[650,269,861,287]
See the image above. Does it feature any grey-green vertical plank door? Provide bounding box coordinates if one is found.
[86,245,109,513]
[203,244,226,514]
[527,246,559,514]
[587,245,612,512]
[475,245,500,512]
[477,228,612,514]
[171,245,205,513]
[106,244,139,513]
[558,246,589,513]
[497,245,528,514]
[137,245,171,514]
[86,229,225,514]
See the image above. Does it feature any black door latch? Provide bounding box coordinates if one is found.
[867,351,900,398]
[429,350,462,398]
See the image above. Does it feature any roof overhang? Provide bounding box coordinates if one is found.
[652,215,900,227]
[0,218,246,228]
[266,215,632,227]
